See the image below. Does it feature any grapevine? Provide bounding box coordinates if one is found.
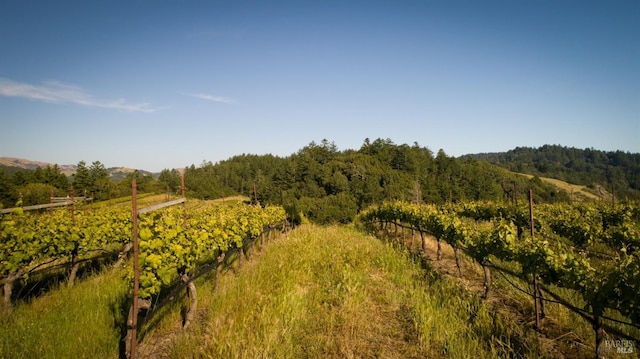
[358,200,640,352]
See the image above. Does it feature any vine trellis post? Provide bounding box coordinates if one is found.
[529,189,541,330]
[129,179,140,359]
[128,176,186,359]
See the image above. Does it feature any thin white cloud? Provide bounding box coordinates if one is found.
[0,78,157,113]
[185,92,236,104]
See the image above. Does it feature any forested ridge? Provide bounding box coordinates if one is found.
[468,145,640,200]
[176,139,572,223]
[3,140,638,223]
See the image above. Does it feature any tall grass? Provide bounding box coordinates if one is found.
[0,268,128,359]
[1,224,578,358]
[166,225,543,358]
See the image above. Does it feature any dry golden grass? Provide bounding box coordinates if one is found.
[514,172,603,201]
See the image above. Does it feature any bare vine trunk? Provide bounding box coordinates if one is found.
[402,225,406,244]
[181,274,197,329]
[125,298,151,359]
[420,231,427,254]
[410,227,415,250]
[482,265,491,299]
[113,243,133,269]
[538,284,546,319]
[437,239,442,261]
[3,278,13,314]
[3,268,26,313]
[67,250,80,287]
[594,315,606,359]
[260,232,265,251]
[453,246,463,277]
[237,248,244,270]
[244,242,251,260]
[214,253,225,290]
[533,274,540,329]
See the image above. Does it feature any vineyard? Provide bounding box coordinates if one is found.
[358,198,640,356]
[1,188,639,357]
[1,191,287,359]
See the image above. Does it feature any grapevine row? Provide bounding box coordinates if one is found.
[457,201,640,253]
[358,201,640,351]
[124,203,287,357]
[1,207,132,311]
[132,204,287,299]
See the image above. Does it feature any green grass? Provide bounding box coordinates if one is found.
[0,268,128,359]
[4,224,597,358]
[89,192,158,209]
[164,225,543,358]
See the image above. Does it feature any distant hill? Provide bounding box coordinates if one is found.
[0,157,155,182]
[466,145,640,200]
[105,167,156,183]
[513,172,607,201]
[0,157,77,176]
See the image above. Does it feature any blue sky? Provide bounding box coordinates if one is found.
[1,0,638,172]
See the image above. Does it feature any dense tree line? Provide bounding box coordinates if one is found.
[180,139,570,224]
[6,141,630,223]
[468,145,640,200]
[0,164,70,207]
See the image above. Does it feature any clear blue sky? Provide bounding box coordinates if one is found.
[1,0,638,172]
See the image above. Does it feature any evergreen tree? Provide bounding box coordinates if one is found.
[0,168,17,208]
[88,161,112,198]
[89,161,108,183]
[158,168,182,194]
[73,161,91,194]
[43,164,69,189]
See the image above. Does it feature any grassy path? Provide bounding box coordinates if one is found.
[1,224,553,358]
[150,225,542,358]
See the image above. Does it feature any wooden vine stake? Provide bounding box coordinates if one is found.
[528,189,541,330]
[49,189,54,214]
[69,186,75,225]
[128,178,140,359]
[181,174,186,228]
[68,186,80,287]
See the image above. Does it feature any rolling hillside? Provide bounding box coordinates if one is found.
[0,157,155,182]
[513,172,607,201]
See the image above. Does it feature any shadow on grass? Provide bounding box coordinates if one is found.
[12,252,120,304]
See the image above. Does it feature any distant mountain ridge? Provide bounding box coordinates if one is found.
[0,157,155,182]
[0,157,77,176]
